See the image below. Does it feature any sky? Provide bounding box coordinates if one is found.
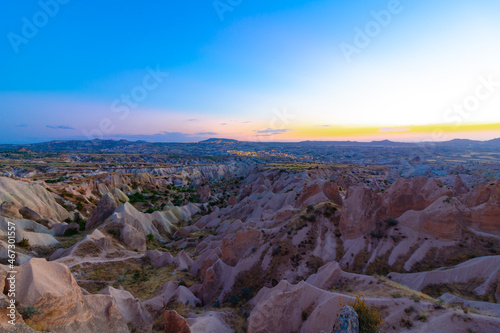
[1,0,500,143]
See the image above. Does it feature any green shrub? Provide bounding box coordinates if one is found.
[404,306,415,314]
[146,233,154,242]
[45,176,65,184]
[228,294,240,305]
[434,299,445,310]
[74,213,86,231]
[129,192,147,203]
[417,313,428,322]
[300,215,316,222]
[19,238,30,248]
[63,227,79,237]
[240,287,253,300]
[107,228,120,238]
[370,231,384,239]
[400,318,413,328]
[385,218,398,226]
[390,291,402,298]
[340,296,382,333]
[20,306,41,319]
[173,198,183,206]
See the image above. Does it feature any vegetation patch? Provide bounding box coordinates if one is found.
[411,232,500,272]
[346,247,370,273]
[339,296,382,333]
[422,280,496,303]
[18,238,30,248]
[73,241,103,257]
[385,218,398,227]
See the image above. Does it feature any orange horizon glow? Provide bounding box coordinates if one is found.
[232,122,500,142]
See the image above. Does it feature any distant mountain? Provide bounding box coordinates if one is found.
[439,138,500,148]
[0,137,498,153]
[487,138,500,144]
[442,139,480,146]
[0,139,147,152]
[369,140,413,147]
[199,138,239,144]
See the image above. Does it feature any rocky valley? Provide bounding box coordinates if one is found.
[0,139,499,332]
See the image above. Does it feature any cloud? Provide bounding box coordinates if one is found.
[187,118,198,122]
[254,128,292,136]
[16,124,28,127]
[316,124,331,127]
[46,125,75,130]
[378,126,412,133]
[196,132,217,135]
[220,123,227,126]
[241,121,251,124]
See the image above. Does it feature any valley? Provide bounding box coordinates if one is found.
[0,139,499,332]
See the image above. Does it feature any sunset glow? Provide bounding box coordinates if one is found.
[1,0,500,143]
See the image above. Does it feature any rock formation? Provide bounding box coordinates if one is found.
[86,192,118,230]
[0,177,70,221]
[8,258,128,333]
[164,310,190,333]
[333,306,359,333]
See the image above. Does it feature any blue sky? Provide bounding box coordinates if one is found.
[1,0,500,143]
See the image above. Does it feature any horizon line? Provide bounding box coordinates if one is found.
[1,136,499,146]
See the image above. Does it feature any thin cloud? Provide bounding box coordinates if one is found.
[46,125,75,130]
[17,124,28,127]
[196,132,217,135]
[254,128,292,136]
